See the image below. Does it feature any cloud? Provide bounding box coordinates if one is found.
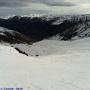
[0,2,8,7]
[0,0,27,7]
[0,0,75,8]
[30,0,75,7]
[0,0,90,16]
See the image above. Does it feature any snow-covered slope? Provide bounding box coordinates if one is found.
[0,38,90,90]
[9,37,90,57]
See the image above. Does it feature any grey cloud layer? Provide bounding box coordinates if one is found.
[0,0,75,7]
[0,0,27,7]
[0,0,90,16]
[30,0,75,6]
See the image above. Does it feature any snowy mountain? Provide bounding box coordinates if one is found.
[0,15,90,56]
[0,15,90,41]
[0,37,90,90]
[50,22,90,40]
[0,15,90,89]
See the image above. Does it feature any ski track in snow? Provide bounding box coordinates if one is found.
[0,38,90,90]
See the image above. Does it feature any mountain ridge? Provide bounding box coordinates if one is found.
[0,15,90,42]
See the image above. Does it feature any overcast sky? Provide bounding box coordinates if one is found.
[0,0,90,17]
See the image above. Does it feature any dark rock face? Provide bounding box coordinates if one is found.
[0,16,60,41]
[0,15,90,42]
[0,27,32,44]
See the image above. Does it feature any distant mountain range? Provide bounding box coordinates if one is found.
[0,15,90,44]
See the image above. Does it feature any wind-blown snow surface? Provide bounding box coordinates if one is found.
[0,38,90,90]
